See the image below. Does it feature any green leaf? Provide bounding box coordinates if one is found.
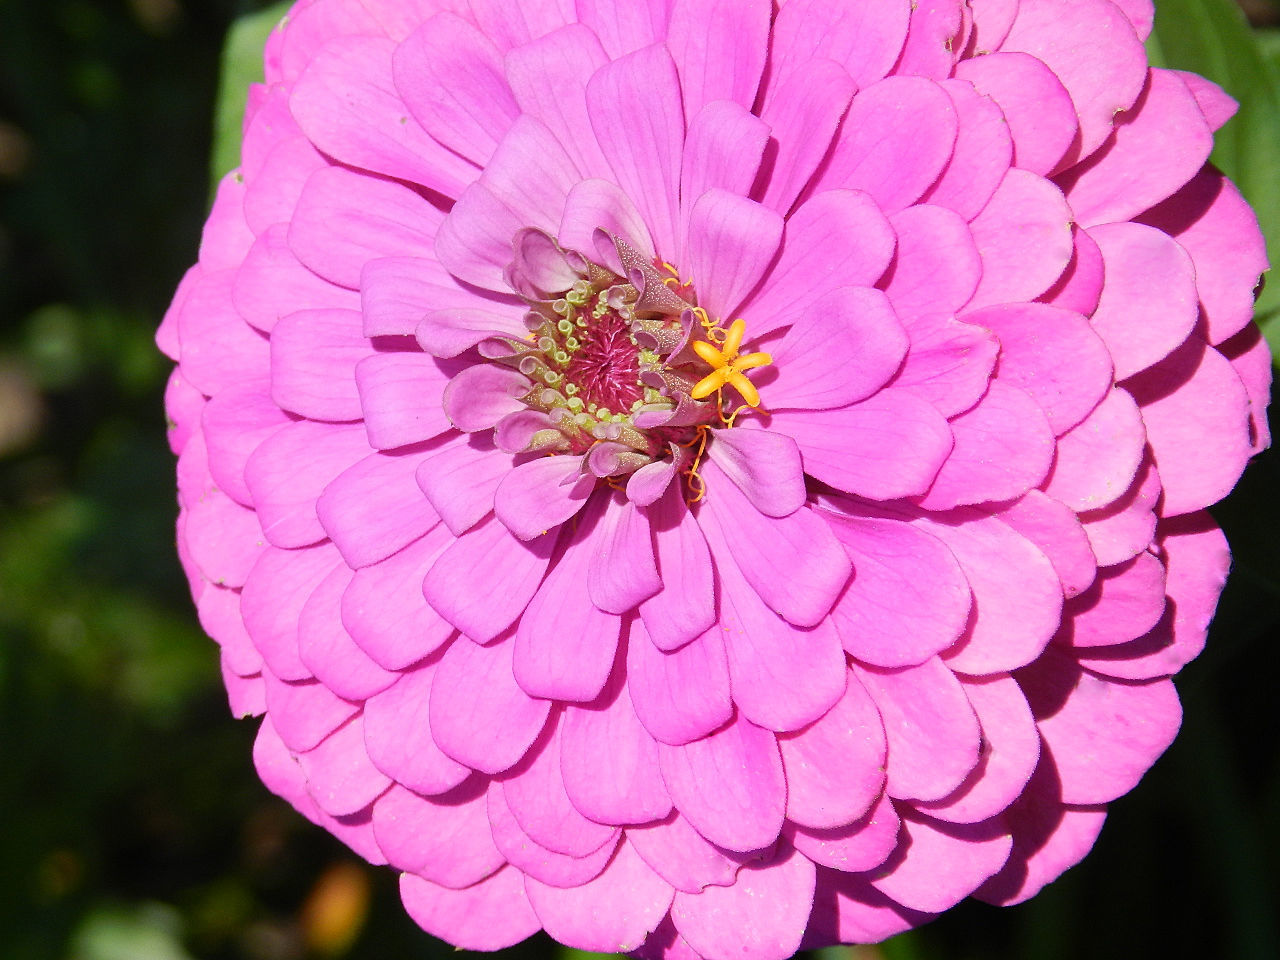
[1149,0,1280,356]
[209,1,291,196]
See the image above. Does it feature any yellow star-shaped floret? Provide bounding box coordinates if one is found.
[689,318,772,408]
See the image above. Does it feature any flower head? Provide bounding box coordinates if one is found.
[160,0,1271,956]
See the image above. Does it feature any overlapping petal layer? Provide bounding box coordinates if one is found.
[162,0,1269,957]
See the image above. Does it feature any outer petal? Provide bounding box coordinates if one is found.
[400,867,541,952]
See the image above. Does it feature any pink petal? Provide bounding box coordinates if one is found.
[1138,169,1268,346]
[423,515,556,643]
[1042,225,1105,316]
[770,0,911,90]
[433,181,523,292]
[882,204,981,324]
[667,0,769,121]
[362,255,522,340]
[264,672,357,754]
[1219,324,1272,454]
[811,76,958,215]
[440,363,531,434]
[744,190,896,337]
[363,656,471,796]
[628,618,733,745]
[493,454,594,541]
[963,302,1113,435]
[699,462,851,628]
[525,840,674,953]
[513,503,621,702]
[679,101,771,258]
[1124,336,1251,516]
[994,490,1098,599]
[295,714,391,817]
[355,351,458,450]
[778,671,887,830]
[429,633,551,774]
[287,166,444,289]
[1079,457,1161,566]
[896,0,965,80]
[870,811,1012,913]
[917,382,1055,511]
[755,58,857,218]
[769,390,953,501]
[316,449,440,569]
[175,269,270,397]
[789,791,901,875]
[559,178,655,263]
[415,435,509,536]
[342,526,457,670]
[476,115,582,235]
[234,225,359,334]
[1000,0,1146,165]
[198,174,254,270]
[1041,386,1146,513]
[562,667,673,825]
[241,542,341,681]
[268,309,365,421]
[372,781,502,888]
[575,0,670,58]
[393,14,518,168]
[765,287,908,412]
[487,781,619,887]
[1060,551,1166,649]
[586,45,684,258]
[501,715,619,857]
[184,490,267,589]
[683,189,783,320]
[297,565,398,701]
[704,428,805,519]
[888,314,998,418]
[1087,221,1198,380]
[853,658,980,803]
[920,78,1011,221]
[457,0,575,51]
[672,845,816,960]
[917,674,1040,823]
[954,51,1077,177]
[804,870,932,946]
[1062,70,1213,228]
[639,487,717,651]
[824,512,971,668]
[1019,649,1182,804]
[400,866,541,952]
[199,584,262,678]
[965,169,1074,311]
[629,812,745,894]
[658,713,787,853]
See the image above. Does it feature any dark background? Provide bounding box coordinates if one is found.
[0,1,1276,958]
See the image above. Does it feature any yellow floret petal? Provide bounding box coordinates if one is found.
[729,372,762,408]
[692,340,728,367]
[691,369,730,400]
[735,351,772,371]
[722,318,746,357]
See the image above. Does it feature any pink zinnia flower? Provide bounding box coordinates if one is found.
[160,0,1271,956]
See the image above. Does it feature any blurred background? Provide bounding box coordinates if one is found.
[0,1,1277,958]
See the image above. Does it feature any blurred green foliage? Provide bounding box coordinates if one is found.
[0,2,1277,959]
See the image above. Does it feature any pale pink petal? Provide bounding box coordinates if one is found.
[788,792,901,874]
[559,179,656,263]
[525,840,674,953]
[175,269,271,397]
[1088,221,1198,379]
[917,382,1055,511]
[575,0,670,58]
[235,225,360,334]
[824,511,971,668]
[429,633,552,773]
[362,655,471,795]
[1063,70,1213,228]
[811,77,958,215]
[963,302,1112,435]
[683,189,783,320]
[477,115,582,235]
[317,448,440,569]
[342,526,458,670]
[744,190,896,336]
[288,166,444,288]
[242,134,326,235]
[487,781,619,887]
[1125,336,1252,516]
[440,363,531,433]
[672,845,816,960]
[198,175,255,270]
[667,0,770,121]
[680,103,771,258]
[433,181,524,292]
[994,490,1098,599]
[755,58,857,218]
[242,541,342,681]
[362,255,523,340]
[770,0,911,90]
[587,494,662,613]
[459,0,576,50]
[965,169,1074,311]
[501,715,619,857]
[629,812,745,894]
[870,811,1012,913]
[415,435,509,536]
[639,487,717,651]
[423,515,556,642]
[393,14,518,168]
[778,671,886,829]
[888,314,998,418]
[372,781,503,888]
[882,204,981,324]
[658,713,787,852]
[954,51,1078,177]
[920,79,1012,221]
[704,428,805,519]
[853,658,980,803]
[1000,0,1146,165]
[277,1,385,82]
[769,390,953,501]
[764,287,908,412]
[629,618,733,745]
[266,306,365,417]
[562,667,673,825]
[494,454,594,540]
[586,45,685,258]
[1042,386,1146,513]
[399,867,541,952]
